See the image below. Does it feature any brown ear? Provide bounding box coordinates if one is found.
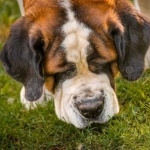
[112,1,150,81]
[0,18,45,101]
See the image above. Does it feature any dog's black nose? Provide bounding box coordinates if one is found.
[76,94,104,119]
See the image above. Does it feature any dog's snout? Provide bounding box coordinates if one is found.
[76,94,104,119]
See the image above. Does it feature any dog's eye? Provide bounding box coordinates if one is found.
[54,64,77,86]
[88,59,103,74]
[89,57,107,65]
[88,58,112,74]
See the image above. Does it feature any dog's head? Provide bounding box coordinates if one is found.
[1,0,150,128]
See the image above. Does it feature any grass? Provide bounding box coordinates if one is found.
[0,0,150,150]
[0,0,20,44]
[1,65,150,149]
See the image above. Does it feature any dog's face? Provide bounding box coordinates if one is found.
[1,0,150,128]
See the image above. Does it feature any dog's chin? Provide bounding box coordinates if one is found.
[55,89,119,129]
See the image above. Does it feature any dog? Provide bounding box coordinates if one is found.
[1,0,150,128]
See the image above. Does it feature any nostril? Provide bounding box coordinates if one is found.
[100,89,104,95]
[73,96,77,100]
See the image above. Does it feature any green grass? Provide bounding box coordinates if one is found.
[0,0,150,150]
[1,63,150,149]
[0,0,20,43]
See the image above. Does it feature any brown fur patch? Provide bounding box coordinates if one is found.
[24,0,66,49]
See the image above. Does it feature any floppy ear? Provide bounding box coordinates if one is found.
[112,3,150,81]
[0,18,44,101]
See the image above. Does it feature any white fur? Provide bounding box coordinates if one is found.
[61,1,91,65]
[17,0,25,16]
[133,0,141,12]
[145,47,150,69]
[20,86,54,109]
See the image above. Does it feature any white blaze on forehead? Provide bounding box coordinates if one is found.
[61,0,91,74]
